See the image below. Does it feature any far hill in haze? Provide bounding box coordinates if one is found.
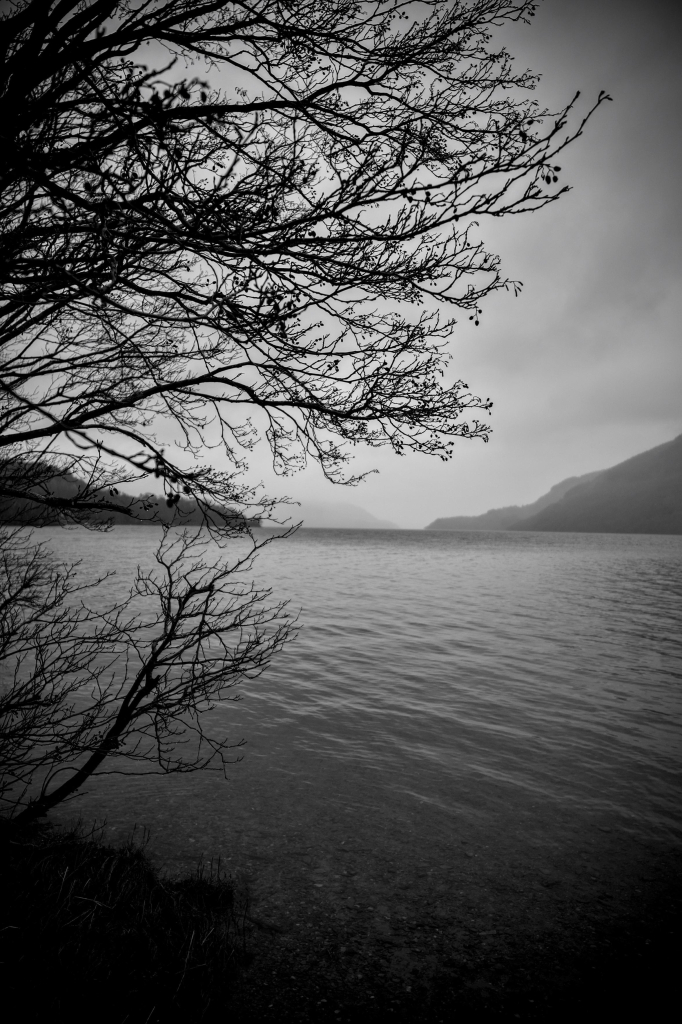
[425,434,682,536]
[425,471,602,532]
[0,467,257,528]
[509,434,682,534]
[284,500,397,530]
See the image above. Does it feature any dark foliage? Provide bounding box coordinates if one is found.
[0,459,258,526]
[0,820,246,1023]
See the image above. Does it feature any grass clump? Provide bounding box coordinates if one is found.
[0,819,245,1023]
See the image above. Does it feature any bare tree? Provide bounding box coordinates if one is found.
[0,527,113,809]
[1,527,291,822]
[0,0,607,514]
[0,1,606,815]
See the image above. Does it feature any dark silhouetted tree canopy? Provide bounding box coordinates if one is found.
[0,0,608,822]
[0,0,606,521]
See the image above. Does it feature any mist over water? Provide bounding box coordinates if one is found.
[43,526,682,999]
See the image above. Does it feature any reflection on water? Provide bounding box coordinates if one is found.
[41,526,682,951]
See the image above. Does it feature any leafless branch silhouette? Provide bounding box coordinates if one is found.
[1,526,292,821]
[0,0,605,816]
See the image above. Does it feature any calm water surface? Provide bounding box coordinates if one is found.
[43,527,682,945]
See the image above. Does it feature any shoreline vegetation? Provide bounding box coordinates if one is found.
[0,819,245,1023]
[0,467,261,529]
[1,818,680,1023]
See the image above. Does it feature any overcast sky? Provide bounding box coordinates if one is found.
[247,0,682,527]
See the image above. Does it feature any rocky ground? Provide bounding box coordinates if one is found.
[46,772,682,1022]
[224,841,682,1022]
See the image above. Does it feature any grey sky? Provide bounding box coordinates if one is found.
[249,0,682,528]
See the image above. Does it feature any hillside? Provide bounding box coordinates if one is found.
[425,471,602,531]
[509,434,682,534]
[0,467,256,528]
[282,501,395,532]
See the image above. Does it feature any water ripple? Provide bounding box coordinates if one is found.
[42,526,682,841]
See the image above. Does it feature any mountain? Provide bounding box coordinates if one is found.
[281,500,397,530]
[0,466,255,527]
[425,471,602,531]
[509,434,682,534]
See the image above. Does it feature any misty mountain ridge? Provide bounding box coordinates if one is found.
[426,471,603,532]
[426,434,682,535]
[0,467,254,528]
[280,500,398,530]
[508,433,682,534]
